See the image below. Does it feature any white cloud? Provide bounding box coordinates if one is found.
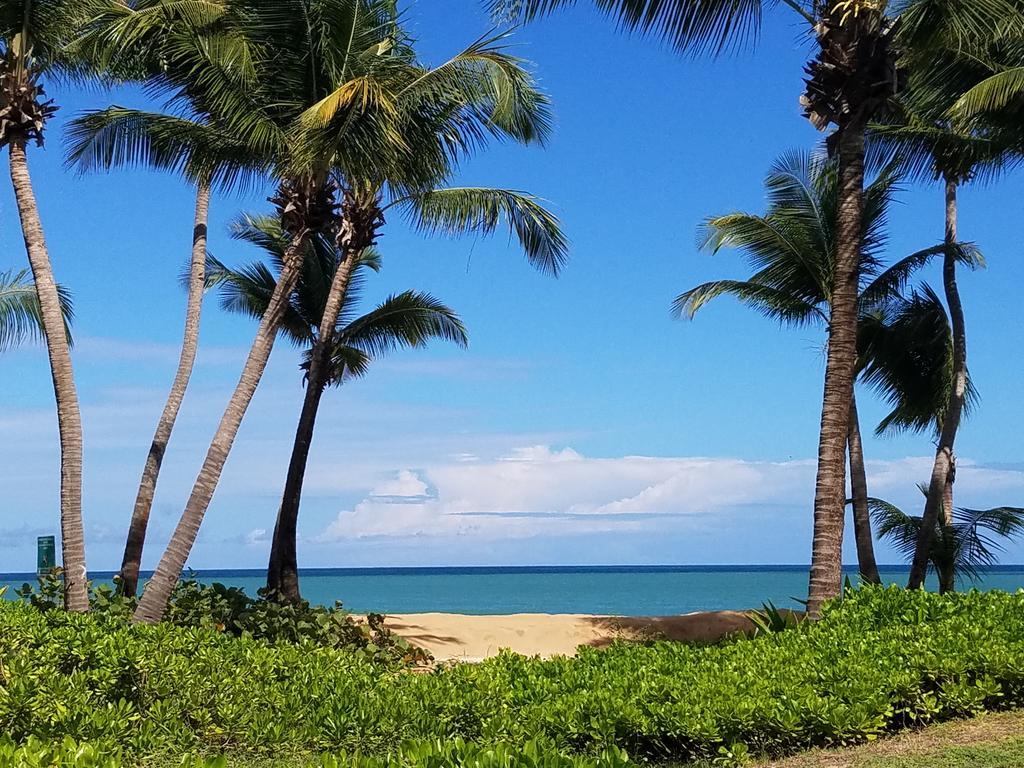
[246,528,269,546]
[316,446,1024,549]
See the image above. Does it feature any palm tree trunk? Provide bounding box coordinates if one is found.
[265,375,327,602]
[266,249,361,603]
[119,182,211,598]
[908,177,966,590]
[9,139,90,612]
[848,393,880,585]
[807,123,864,617]
[938,566,955,595]
[943,455,955,526]
[133,230,311,624]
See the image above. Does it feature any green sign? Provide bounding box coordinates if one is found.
[37,536,55,575]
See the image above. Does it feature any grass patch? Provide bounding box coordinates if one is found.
[763,710,1024,767]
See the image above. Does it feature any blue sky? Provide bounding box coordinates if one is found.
[2,0,1023,572]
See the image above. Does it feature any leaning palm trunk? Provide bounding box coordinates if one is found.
[267,195,378,602]
[908,177,966,589]
[9,139,90,612]
[943,458,955,526]
[266,253,359,602]
[807,124,865,617]
[265,365,329,602]
[120,183,211,598]
[133,230,312,623]
[847,393,880,585]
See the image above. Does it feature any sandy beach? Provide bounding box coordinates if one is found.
[384,609,766,661]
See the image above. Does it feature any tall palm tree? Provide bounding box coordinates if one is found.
[0,0,113,611]
[870,52,1020,590]
[207,214,468,602]
[490,0,1015,615]
[133,0,564,623]
[260,183,565,605]
[871,490,1024,593]
[674,149,951,586]
[0,268,71,352]
[66,0,272,598]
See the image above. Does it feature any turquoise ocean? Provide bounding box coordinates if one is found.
[3,565,1024,614]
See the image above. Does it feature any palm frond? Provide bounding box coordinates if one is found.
[861,284,978,436]
[858,241,983,312]
[65,106,269,191]
[487,0,766,56]
[323,290,467,384]
[672,279,824,325]
[0,269,73,351]
[952,67,1024,118]
[397,187,567,275]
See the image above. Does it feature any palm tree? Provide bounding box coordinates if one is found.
[0,0,114,611]
[869,51,1020,590]
[133,0,564,623]
[66,0,272,598]
[207,214,468,602]
[870,490,1024,594]
[0,268,71,352]
[490,0,1015,615]
[674,149,951,586]
[261,182,565,605]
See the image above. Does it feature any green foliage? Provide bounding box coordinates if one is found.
[324,740,633,768]
[14,572,427,666]
[870,498,1024,587]
[1,588,1023,765]
[0,737,632,768]
[748,600,802,635]
[0,269,73,352]
[0,736,122,768]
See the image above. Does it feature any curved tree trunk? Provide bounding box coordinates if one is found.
[807,123,864,617]
[266,248,361,603]
[9,140,90,612]
[908,177,966,590]
[119,183,211,598]
[133,230,311,624]
[943,454,955,526]
[847,393,880,585]
[265,377,327,602]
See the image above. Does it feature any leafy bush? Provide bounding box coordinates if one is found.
[0,587,1023,764]
[14,572,427,666]
[0,736,632,768]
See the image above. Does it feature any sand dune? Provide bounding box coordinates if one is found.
[385,609,770,661]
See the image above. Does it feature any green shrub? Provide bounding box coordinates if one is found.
[0,587,1022,764]
[14,572,427,666]
[0,737,633,768]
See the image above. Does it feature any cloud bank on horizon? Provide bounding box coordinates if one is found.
[4,338,1024,572]
[311,446,1024,556]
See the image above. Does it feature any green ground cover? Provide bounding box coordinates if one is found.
[1,587,1023,767]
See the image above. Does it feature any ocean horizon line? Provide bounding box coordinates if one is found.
[5,563,1024,580]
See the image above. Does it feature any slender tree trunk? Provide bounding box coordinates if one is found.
[807,123,865,617]
[943,454,955,526]
[847,393,880,585]
[938,566,955,595]
[908,177,967,590]
[9,140,89,612]
[119,183,211,598]
[266,248,361,603]
[133,230,312,623]
[265,378,327,602]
